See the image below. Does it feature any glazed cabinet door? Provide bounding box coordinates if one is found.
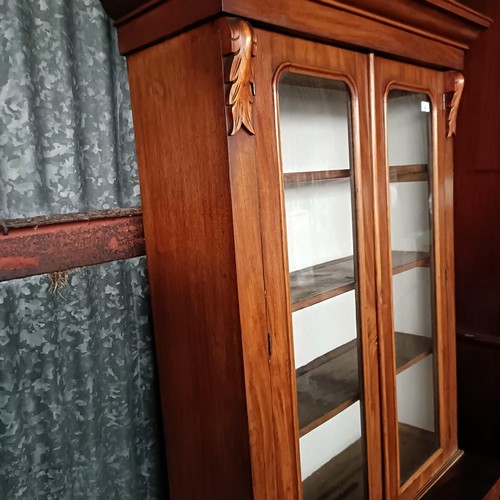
[253,30,383,500]
[371,56,459,499]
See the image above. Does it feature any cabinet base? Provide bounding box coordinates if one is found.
[414,450,464,499]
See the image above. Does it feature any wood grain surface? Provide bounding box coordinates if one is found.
[254,30,384,498]
[296,332,433,437]
[127,23,253,499]
[102,0,491,70]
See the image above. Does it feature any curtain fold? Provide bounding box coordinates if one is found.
[0,0,139,219]
[0,258,166,499]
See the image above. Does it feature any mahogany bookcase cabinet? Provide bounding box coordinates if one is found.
[99,1,492,499]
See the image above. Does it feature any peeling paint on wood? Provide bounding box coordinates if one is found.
[0,216,145,281]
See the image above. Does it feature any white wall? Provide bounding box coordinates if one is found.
[293,291,358,369]
[393,268,432,338]
[397,355,436,432]
[300,402,362,480]
[387,93,430,166]
[390,182,430,252]
[388,92,437,435]
[279,81,351,172]
[284,180,354,272]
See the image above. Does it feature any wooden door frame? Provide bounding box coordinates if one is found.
[370,54,460,500]
[252,29,383,499]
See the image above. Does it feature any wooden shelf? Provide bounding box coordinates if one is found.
[297,339,358,437]
[399,423,437,484]
[302,438,365,500]
[297,332,433,437]
[290,250,430,312]
[389,164,428,183]
[282,165,426,185]
[283,164,429,184]
[284,169,350,184]
[296,332,432,436]
[302,423,436,500]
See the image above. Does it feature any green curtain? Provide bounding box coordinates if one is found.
[0,0,167,498]
[0,259,166,499]
[0,0,139,219]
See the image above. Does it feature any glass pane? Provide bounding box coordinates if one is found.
[0,257,166,499]
[386,90,440,485]
[278,72,367,500]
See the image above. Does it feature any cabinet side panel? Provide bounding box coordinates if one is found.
[126,23,253,499]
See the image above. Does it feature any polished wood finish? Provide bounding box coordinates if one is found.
[222,19,278,498]
[99,0,164,24]
[127,23,254,499]
[444,72,465,137]
[253,32,384,498]
[425,0,491,25]
[96,0,476,494]
[221,18,257,135]
[0,214,144,281]
[371,56,458,499]
[290,251,430,312]
[100,0,490,70]
[454,0,500,459]
[297,332,433,437]
[423,451,500,499]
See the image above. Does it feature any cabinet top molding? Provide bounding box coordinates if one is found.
[99,0,493,69]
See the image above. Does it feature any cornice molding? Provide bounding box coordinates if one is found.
[99,0,493,69]
[100,0,164,25]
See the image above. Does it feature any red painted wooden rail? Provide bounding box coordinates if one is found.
[0,210,145,281]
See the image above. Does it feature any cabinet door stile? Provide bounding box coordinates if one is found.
[440,71,459,459]
[221,21,279,496]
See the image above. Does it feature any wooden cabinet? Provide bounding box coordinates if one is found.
[99,1,492,498]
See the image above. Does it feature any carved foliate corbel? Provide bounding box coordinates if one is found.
[220,18,257,136]
[445,71,465,138]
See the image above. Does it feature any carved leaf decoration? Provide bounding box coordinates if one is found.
[224,19,257,136]
[446,72,465,138]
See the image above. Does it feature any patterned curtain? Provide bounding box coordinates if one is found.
[0,1,166,498]
[0,259,166,499]
[0,0,139,219]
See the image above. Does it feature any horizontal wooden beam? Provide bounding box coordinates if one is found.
[0,215,145,281]
[1,207,142,232]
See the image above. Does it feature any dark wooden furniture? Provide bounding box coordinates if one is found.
[98,1,493,499]
[423,451,500,500]
[454,0,500,459]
